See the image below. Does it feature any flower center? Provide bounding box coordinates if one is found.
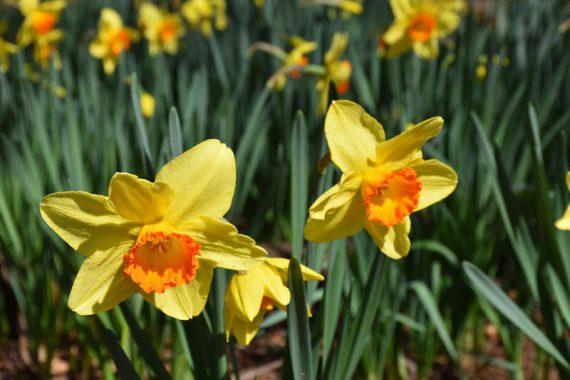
[124,226,201,294]
[32,11,57,35]
[408,13,436,42]
[110,29,131,57]
[159,21,176,43]
[362,167,422,227]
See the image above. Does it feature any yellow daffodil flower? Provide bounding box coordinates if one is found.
[141,91,155,118]
[224,258,324,345]
[16,0,66,48]
[313,0,363,17]
[0,37,19,73]
[316,32,352,114]
[270,37,317,91]
[304,101,458,259]
[139,3,185,56]
[556,172,570,230]
[181,0,228,38]
[40,140,267,319]
[89,8,140,75]
[382,0,464,60]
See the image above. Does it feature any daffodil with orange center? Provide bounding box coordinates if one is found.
[269,36,317,91]
[139,3,185,56]
[40,140,267,319]
[181,0,228,38]
[224,258,323,345]
[89,8,140,75]
[304,101,458,259]
[382,0,464,60]
[316,32,352,114]
[555,172,570,230]
[16,0,66,48]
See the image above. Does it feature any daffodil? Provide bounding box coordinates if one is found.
[16,0,66,48]
[89,8,140,75]
[316,32,352,114]
[40,140,267,319]
[304,101,458,259]
[224,258,324,345]
[269,37,317,91]
[382,0,464,60]
[556,172,570,230]
[181,0,228,38]
[0,37,19,73]
[139,3,185,56]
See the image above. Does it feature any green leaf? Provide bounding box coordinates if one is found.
[463,261,570,369]
[409,281,458,361]
[168,107,183,158]
[287,258,312,380]
[130,74,154,176]
[120,303,172,379]
[105,329,141,380]
[291,111,308,260]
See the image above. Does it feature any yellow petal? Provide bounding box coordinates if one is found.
[179,216,267,270]
[556,206,570,230]
[266,258,324,282]
[566,172,570,192]
[389,0,414,18]
[436,10,461,36]
[40,191,139,257]
[157,139,236,224]
[260,264,290,307]
[89,40,106,58]
[143,261,214,319]
[305,171,365,242]
[385,36,412,58]
[228,310,266,345]
[68,240,139,314]
[225,266,266,321]
[383,19,409,45]
[325,100,386,173]
[409,159,457,212]
[365,217,411,259]
[100,8,124,30]
[108,173,175,224]
[375,116,443,169]
[413,38,439,60]
[103,57,117,75]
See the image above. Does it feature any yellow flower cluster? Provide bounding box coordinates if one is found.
[41,99,458,344]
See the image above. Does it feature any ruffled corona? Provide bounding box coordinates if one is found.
[32,12,57,35]
[362,167,422,227]
[124,227,201,294]
[408,13,437,42]
[109,30,131,57]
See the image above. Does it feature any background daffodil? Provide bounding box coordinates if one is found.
[304,100,458,259]
[268,36,317,91]
[138,3,185,56]
[382,0,464,59]
[316,32,352,114]
[40,139,267,319]
[224,258,324,345]
[89,8,140,75]
[181,0,228,38]
[16,0,66,48]
[556,172,570,230]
